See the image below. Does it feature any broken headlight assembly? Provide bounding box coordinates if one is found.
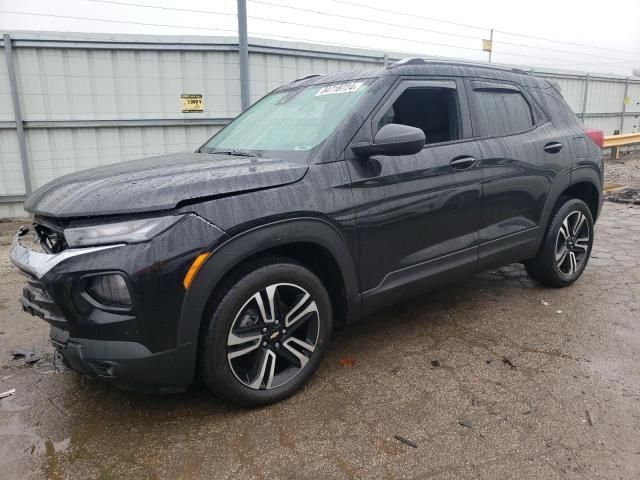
[64,215,184,248]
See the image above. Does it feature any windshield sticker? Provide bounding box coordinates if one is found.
[315,82,363,96]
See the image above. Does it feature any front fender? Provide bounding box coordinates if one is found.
[177,217,359,348]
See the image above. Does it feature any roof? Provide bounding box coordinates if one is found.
[285,57,549,90]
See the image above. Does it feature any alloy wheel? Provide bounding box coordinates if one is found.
[226,283,320,390]
[555,211,591,276]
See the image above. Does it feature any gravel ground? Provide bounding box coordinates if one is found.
[1,202,640,479]
[604,152,640,189]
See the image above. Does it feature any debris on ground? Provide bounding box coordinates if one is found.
[556,310,563,314]
[11,348,40,364]
[430,360,440,368]
[586,410,594,426]
[394,435,418,448]
[0,388,16,399]
[458,420,473,428]
[25,355,41,364]
[605,186,640,205]
[502,357,516,369]
[11,347,33,358]
[541,300,549,306]
[338,357,355,367]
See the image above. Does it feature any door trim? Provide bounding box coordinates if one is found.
[361,245,477,315]
[476,226,542,272]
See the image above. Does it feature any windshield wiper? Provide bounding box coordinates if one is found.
[206,149,262,158]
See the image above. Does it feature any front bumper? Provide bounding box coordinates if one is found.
[9,214,227,392]
[50,326,195,393]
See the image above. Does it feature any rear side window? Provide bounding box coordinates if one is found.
[470,84,534,137]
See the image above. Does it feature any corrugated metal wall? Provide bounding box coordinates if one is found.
[533,72,640,134]
[1,31,639,217]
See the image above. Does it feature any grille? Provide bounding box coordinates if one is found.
[19,272,67,324]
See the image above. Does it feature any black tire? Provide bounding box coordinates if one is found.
[525,198,594,288]
[199,258,332,407]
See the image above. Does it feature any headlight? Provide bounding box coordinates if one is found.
[65,215,184,247]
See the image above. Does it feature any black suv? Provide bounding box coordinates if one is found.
[11,58,603,406]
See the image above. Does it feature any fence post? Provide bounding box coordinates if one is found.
[3,33,32,195]
[620,77,630,133]
[237,0,250,112]
[580,73,589,122]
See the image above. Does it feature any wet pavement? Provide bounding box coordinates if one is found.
[1,201,639,479]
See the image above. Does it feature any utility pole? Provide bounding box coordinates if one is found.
[488,28,493,63]
[482,29,493,64]
[4,34,32,194]
[237,0,250,111]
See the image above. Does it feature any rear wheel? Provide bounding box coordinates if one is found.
[199,259,332,407]
[525,198,594,288]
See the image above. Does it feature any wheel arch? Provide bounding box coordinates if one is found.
[560,180,601,222]
[541,168,602,230]
[177,217,360,348]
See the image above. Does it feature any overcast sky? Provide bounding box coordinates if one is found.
[1,0,639,75]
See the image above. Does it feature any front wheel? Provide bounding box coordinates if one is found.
[199,259,332,407]
[525,198,594,288]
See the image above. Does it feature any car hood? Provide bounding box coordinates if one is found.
[25,152,309,218]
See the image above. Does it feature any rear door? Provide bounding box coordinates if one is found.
[345,78,482,312]
[466,79,574,270]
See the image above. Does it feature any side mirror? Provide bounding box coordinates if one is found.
[351,123,425,158]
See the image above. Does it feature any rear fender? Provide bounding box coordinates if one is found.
[538,167,602,248]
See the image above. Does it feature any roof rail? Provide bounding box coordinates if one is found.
[388,57,534,76]
[387,57,426,69]
[292,73,326,82]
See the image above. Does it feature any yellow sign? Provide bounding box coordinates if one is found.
[181,94,203,113]
[623,96,630,105]
[482,39,492,52]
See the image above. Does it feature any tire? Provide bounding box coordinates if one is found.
[199,258,333,407]
[525,198,594,288]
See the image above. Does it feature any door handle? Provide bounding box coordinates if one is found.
[543,142,564,154]
[449,155,477,170]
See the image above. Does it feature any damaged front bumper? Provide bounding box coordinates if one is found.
[49,325,196,394]
[9,215,227,393]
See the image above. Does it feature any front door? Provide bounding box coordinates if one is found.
[345,78,482,313]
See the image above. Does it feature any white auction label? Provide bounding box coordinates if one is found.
[315,82,363,96]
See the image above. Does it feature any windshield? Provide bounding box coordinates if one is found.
[201,81,370,161]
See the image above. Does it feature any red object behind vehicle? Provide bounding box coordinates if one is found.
[585,128,604,148]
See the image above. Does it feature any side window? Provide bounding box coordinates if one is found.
[471,85,534,137]
[377,87,460,145]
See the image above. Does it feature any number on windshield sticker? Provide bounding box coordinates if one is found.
[315,82,363,96]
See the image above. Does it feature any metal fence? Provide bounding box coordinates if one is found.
[1,31,639,217]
